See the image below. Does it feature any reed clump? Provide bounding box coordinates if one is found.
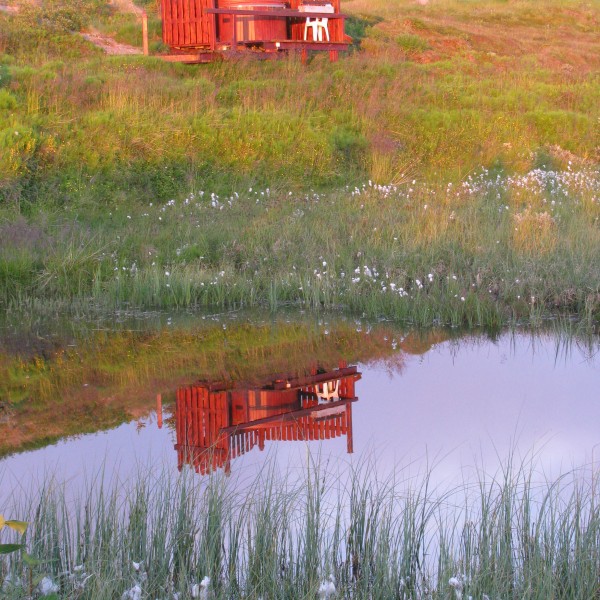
[1,457,599,599]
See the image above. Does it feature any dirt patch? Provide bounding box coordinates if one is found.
[109,0,143,16]
[82,0,144,55]
[81,29,142,55]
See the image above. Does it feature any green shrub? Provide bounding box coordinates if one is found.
[0,64,11,89]
[345,14,383,45]
[0,89,17,110]
[395,33,430,53]
[330,126,367,166]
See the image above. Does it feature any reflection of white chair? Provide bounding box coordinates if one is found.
[314,379,340,402]
[299,4,334,42]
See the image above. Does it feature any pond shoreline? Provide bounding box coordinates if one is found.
[2,170,599,333]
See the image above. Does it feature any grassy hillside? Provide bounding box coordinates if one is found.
[0,0,598,200]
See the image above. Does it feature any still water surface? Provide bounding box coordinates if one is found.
[1,327,598,505]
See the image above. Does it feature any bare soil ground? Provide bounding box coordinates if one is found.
[81,29,142,55]
[84,0,144,55]
[109,0,143,16]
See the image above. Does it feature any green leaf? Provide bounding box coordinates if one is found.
[5,520,28,535]
[22,551,42,566]
[0,543,23,554]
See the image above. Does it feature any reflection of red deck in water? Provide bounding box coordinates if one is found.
[175,364,360,474]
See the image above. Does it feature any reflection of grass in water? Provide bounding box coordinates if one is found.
[0,318,414,456]
[3,456,599,599]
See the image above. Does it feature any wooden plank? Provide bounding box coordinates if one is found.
[272,367,359,391]
[209,0,216,48]
[177,0,185,44]
[181,0,188,45]
[186,0,193,45]
[175,390,183,443]
[305,419,313,440]
[220,398,357,434]
[186,387,193,448]
[346,401,353,453]
[193,0,202,46]
[184,387,191,445]
[196,387,203,448]
[169,0,176,45]
[158,53,216,63]
[201,388,209,448]
[216,395,225,450]
[205,7,347,18]
[161,0,167,44]
[264,39,349,49]
[173,0,179,45]
[211,393,220,449]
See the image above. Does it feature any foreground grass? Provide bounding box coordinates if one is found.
[2,457,599,599]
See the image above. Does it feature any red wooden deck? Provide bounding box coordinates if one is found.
[160,0,351,62]
[174,365,360,474]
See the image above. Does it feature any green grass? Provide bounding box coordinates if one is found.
[2,455,599,599]
[0,0,598,200]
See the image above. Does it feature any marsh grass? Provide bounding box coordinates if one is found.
[1,455,599,599]
[1,166,598,331]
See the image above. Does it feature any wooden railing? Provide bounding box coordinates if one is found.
[204,6,348,48]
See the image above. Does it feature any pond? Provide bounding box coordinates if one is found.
[1,314,598,497]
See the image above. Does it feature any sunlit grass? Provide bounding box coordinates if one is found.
[0,0,598,199]
[0,0,598,329]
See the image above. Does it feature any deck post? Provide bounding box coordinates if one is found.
[156,393,163,428]
[346,400,353,453]
[142,11,149,56]
[301,47,308,65]
[329,50,338,62]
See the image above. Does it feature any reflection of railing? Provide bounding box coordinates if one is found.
[174,365,360,475]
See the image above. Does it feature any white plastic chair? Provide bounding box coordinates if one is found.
[299,4,333,42]
[314,379,340,402]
